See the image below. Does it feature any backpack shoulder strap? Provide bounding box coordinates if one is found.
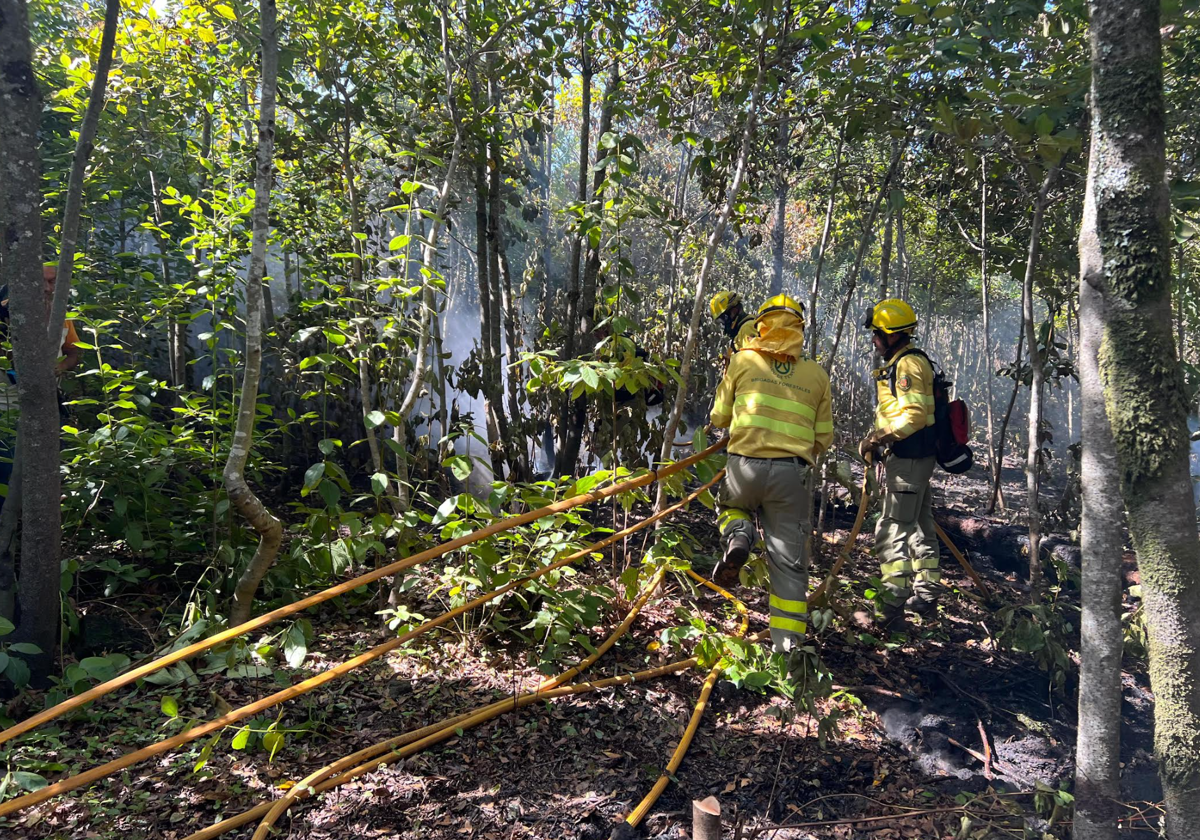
[888,347,931,396]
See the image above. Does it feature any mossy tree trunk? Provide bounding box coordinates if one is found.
[1087,0,1200,832]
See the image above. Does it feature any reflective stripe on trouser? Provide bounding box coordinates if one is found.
[875,454,939,608]
[716,454,811,653]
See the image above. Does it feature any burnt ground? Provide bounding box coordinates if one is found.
[0,453,1160,840]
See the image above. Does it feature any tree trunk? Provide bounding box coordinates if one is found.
[0,0,118,676]
[1072,148,1126,840]
[339,102,389,489]
[541,85,555,286]
[1022,166,1059,596]
[987,327,1025,514]
[46,0,120,340]
[393,7,464,505]
[558,60,619,475]
[826,139,907,369]
[1088,0,1200,830]
[225,0,284,627]
[654,14,771,510]
[808,132,843,359]
[554,20,592,475]
[980,156,998,503]
[473,140,505,477]
[662,136,693,355]
[487,72,528,480]
[770,116,788,298]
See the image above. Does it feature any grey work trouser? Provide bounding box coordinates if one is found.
[716,454,811,653]
[875,454,941,611]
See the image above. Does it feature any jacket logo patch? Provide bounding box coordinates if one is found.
[772,360,793,376]
[897,376,911,391]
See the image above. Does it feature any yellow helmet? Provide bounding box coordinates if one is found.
[709,290,741,320]
[864,298,917,334]
[757,293,805,321]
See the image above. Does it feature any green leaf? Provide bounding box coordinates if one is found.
[432,494,460,527]
[893,2,921,13]
[161,695,179,718]
[364,410,386,430]
[318,479,341,509]
[0,653,9,674]
[0,616,14,636]
[194,734,219,773]
[211,4,236,20]
[388,234,411,250]
[7,643,41,655]
[4,657,31,688]
[11,771,47,792]
[262,731,285,760]
[444,455,473,481]
[370,472,388,496]
[302,462,326,493]
[231,727,251,750]
[283,624,308,669]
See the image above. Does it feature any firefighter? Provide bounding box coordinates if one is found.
[858,298,941,630]
[709,294,833,654]
[709,290,758,354]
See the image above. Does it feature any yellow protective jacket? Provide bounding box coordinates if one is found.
[710,312,833,464]
[733,315,758,350]
[872,346,936,454]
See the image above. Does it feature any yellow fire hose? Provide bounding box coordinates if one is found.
[0,471,725,821]
[622,569,748,830]
[183,658,700,840]
[250,556,680,839]
[0,439,727,749]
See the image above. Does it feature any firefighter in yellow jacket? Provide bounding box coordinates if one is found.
[709,291,758,355]
[709,294,833,653]
[859,299,941,629]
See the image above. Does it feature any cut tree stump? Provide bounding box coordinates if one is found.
[692,796,721,839]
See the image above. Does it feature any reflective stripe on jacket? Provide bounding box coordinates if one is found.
[710,350,833,463]
[873,347,935,440]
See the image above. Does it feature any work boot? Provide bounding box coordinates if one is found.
[904,594,936,617]
[875,602,908,635]
[712,534,751,588]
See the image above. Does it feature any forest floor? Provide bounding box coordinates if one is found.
[0,455,1161,840]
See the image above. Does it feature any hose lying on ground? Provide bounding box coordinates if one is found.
[0,470,724,821]
[622,569,748,830]
[0,439,727,749]
[249,554,678,839]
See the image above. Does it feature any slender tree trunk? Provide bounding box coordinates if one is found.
[487,72,528,480]
[225,0,284,627]
[339,103,388,488]
[808,132,843,359]
[662,136,693,355]
[1022,166,1059,596]
[826,139,907,369]
[46,0,120,339]
[770,116,788,298]
[1072,147,1126,840]
[980,156,999,500]
[393,7,463,509]
[987,326,1024,514]
[558,60,619,474]
[554,19,592,475]
[540,85,555,286]
[1088,0,1200,829]
[473,139,504,477]
[654,15,771,510]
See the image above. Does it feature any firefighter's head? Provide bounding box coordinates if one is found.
[863,298,917,356]
[709,290,745,338]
